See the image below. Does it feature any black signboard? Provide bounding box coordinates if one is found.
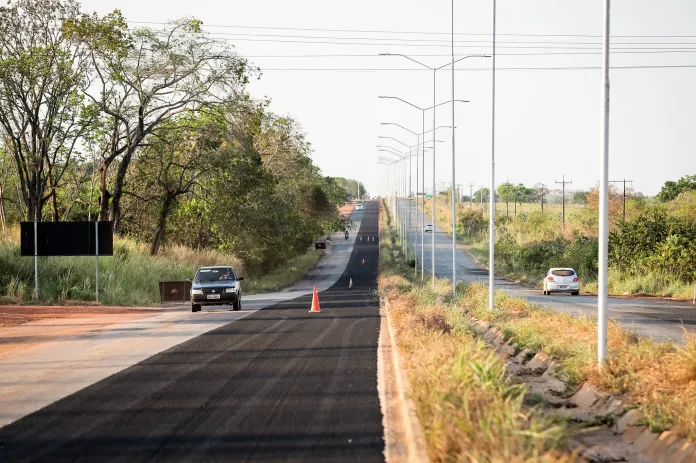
[20,222,114,257]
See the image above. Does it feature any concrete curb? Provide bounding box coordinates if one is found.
[379,297,429,463]
[467,314,696,462]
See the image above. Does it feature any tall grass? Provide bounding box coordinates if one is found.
[380,201,574,461]
[0,230,322,306]
[386,199,696,445]
[459,282,696,441]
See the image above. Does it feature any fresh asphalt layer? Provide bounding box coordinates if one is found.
[400,199,696,342]
[0,202,384,462]
[0,213,363,429]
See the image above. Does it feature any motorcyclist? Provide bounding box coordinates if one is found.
[344,230,349,240]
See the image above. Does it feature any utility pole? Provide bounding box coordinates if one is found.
[610,179,633,220]
[555,175,572,232]
[469,182,476,208]
[598,0,611,365]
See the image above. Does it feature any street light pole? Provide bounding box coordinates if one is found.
[379,94,461,285]
[451,0,456,295]
[598,0,611,365]
[489,0,497,311]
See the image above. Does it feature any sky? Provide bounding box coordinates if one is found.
[82,0,696,197]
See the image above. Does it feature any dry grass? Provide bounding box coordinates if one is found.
[390,199,696,443]
[460,283,696,441]
[380,201,574,462]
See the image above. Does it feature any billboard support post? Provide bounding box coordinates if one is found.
[95,221,99,302]
[34,221,38,299]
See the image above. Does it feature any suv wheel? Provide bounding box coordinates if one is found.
[192,303,201,312]
[233,297,241,311]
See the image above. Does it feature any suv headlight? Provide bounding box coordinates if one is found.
[191,289,203,295]
[225,287,235,293]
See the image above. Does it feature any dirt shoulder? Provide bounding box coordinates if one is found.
[339,202,355,217]
[0,306,165,357]
[0,305,163,328]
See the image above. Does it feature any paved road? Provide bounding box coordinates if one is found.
[0,202,384,462]
[397,199,696,342]
[0,212,364,429]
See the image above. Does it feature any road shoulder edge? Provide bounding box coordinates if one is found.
[378,296,429,463]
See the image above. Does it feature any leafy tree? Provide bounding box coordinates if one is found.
[656,175,696,202]
[473,187,489,203]
[0,0,94,220]
[534,183,550,214]
[125,113,225,255]
[67,14,255,232]
[573,191,589,206]
[511,184,535,215]
[333,177,366,200]
[497,182,515,218]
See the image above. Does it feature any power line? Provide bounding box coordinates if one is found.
[128,20,696,39]
[135,29,696,46]
[141,29,696,50]
[241,50,696,58]
[251,64,696,71]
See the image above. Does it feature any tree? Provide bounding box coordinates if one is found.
[573,191,589,206]
[534,183,550,214]
[473,187,489,203]
[68,15,254,232]
[656,175,696,202]
[511,184,534,216]
[126,113,224,255]
[497,182,515,218]
[333,177,366,200]
[0,0,94,221]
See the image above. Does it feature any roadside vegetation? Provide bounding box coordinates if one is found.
[380,201,574,461]
[382,199,696,459]
[0,230,323,305]
[0,0,356,304]
[421,176,696,299]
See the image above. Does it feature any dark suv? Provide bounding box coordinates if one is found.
[190,266,244,312]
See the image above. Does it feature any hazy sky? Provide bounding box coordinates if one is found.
[82,0,696,197]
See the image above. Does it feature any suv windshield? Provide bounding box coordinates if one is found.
[551,270,575,277]
[195,268,235,282]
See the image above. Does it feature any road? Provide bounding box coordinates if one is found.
[398,199,696,342]
[0,202,384,462]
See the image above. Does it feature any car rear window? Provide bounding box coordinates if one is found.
[551,270,575,277]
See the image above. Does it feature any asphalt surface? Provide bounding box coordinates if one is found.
[0,202,384,462]
[398,199,696,342]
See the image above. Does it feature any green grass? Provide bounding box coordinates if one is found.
[0,230,323,306]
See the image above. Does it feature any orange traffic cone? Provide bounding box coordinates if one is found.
[309,286,321,313]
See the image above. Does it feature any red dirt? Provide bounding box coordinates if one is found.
[339,203,355,217]
[0,305,162,327]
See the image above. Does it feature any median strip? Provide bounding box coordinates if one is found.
[379,199,696,461]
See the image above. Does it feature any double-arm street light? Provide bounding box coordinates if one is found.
[379,95,467,286]
[378,141,436,261]
[381,53,490,292]
[380,123,451,280]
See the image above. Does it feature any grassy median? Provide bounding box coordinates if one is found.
[379,201,574,461]
[381,199,696,459]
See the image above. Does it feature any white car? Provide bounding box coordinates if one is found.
[355,203,364,211]
[424,224,433,232]
[543,268,580,296]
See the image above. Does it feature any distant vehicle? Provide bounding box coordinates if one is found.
[355,203,364,211]
[191,266,244,312]
[543,268,580,296]
[424,224,434,232]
